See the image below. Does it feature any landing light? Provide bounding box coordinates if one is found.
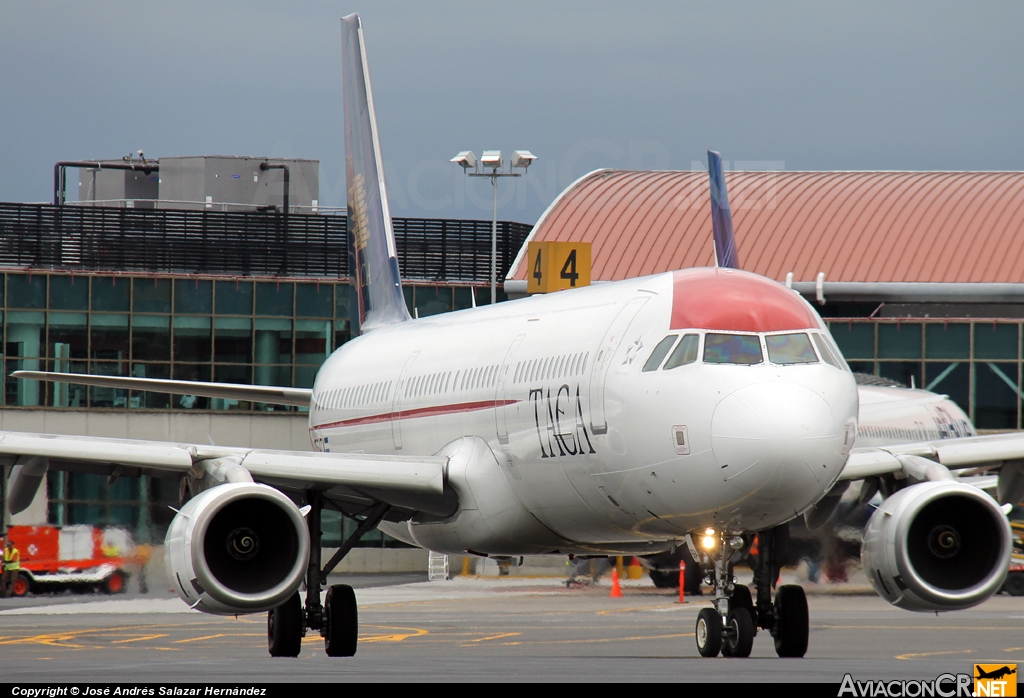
[701,535,717,550]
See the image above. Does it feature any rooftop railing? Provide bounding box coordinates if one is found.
[0,202,531,282]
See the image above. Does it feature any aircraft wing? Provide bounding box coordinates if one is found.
[0,431,454,519]
[841,432,1024,482]
[11,371,312,407]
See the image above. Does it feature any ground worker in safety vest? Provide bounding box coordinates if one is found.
[2,540,20,597]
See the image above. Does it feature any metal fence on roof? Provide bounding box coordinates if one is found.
[0,203,531,283]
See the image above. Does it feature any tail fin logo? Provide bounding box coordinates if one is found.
[341,14,411,333]
[707,150,740,270]
[348,172,370,254]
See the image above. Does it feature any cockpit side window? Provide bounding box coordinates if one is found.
[703,333,763,365]
[765,333,818,365]
[643,335,678,372]
[664,333,700,369]
[812,333,844,370]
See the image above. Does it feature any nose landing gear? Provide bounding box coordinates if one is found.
[689,525,808,658]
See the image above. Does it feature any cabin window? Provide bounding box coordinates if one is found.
[664,334,700,369]
[643,335,678,372]
[703,333,763,365]
[766,333,818,365]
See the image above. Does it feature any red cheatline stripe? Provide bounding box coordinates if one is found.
[311,399,520,430]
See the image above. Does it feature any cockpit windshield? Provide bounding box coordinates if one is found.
[664,334,699,369]
[703,333,763,365]
[765,333,818,365]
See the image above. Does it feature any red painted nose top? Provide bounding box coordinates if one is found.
[671,268,822,332]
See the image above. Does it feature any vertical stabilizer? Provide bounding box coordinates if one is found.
[707,150,740,269]
[341,14,411,333]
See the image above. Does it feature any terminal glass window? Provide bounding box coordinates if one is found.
[49,275,88,311]
[704,334,762,365]
[215,281,253,315]
[975,362,1019,429]
[91,277,130,312]
[256,282,293,317]
[132,315,171,361]
[214,317,252,363]
[925,324,969,360]
[878,323,922,359]
[975,324,1018,360]
[8,274,45,309]
[133,278,171,313]
[175,279,213,314]
[296,283,332,318]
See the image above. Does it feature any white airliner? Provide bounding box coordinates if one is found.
[5,14,1023,661]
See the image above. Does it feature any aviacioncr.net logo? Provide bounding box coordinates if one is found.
[838,673,973,697]
[974,664,1017,697]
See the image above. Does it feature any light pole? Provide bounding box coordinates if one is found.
[452,150,536,304]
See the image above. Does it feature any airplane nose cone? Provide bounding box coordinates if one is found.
[711,382,843,507]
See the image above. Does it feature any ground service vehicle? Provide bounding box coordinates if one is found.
[2,525,131,596]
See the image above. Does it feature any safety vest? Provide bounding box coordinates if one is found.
[3,547,20,571]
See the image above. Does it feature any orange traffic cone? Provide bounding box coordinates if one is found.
[610,566,623,598]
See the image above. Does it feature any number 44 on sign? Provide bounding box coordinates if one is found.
[527,241,592,294]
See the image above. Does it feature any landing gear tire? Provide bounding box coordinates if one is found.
[732,584,754,619]
[1005,572,1024,597]
[268,592,303,657]
[773,584,808,658]
[324,584,358,657]
[695,607,723,658]
[648,570,676,589]
[721,607,754,658]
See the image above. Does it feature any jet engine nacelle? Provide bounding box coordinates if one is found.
[404,436,564,555]
[861,480,1011,612]
[165,482,310,615]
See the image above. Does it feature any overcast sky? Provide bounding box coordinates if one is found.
[2,1,1022,224]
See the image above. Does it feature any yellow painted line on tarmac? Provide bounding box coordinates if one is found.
[175,633,263,644]
[501,632,692,646]
[468,630,524,642]
[175,633,229,643]
[111,633,168,644]
[360,625,428,643]
[896,649,974,661]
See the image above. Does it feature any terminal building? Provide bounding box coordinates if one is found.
[4,162,1024,553]
[0,156,530,550]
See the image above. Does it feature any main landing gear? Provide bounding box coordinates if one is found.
[268,492,390,658]
[690,525,808,659]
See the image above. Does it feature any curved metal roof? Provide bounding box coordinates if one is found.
[508,170,1024,284]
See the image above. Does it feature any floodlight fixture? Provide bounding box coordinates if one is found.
[450,150,477,171]
[452,146,535,306]
[511,150,537,170]
[480,150,503,170]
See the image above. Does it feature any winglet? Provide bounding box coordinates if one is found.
[341,14,411,334]
[708,150,740,269]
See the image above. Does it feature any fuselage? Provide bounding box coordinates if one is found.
[855,384,974,447]
[308,268,859,550]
